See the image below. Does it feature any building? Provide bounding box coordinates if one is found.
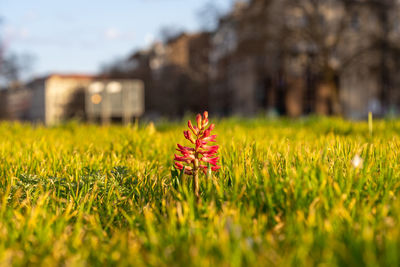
[0,74,145,125]
[209,0,276,116]
[149,32,211,117]
[102,32,212,118]
[97,0,400,119]
[209,0,400,119]
[7,86,32,120]
[27,74,94,125]
[0,85,32,121]
[86,79,144,124]
[0,90,8,119]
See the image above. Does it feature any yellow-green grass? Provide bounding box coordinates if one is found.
[0,117,399,266]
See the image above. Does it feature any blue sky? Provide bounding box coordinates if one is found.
[1,0,233,77]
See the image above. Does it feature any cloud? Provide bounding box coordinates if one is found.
[104,27,135,41]
[104,28,121,40]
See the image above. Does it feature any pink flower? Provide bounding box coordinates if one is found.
[174,111,220,197]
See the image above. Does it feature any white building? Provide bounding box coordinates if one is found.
[13,74,146,125]
[27,74,94,125]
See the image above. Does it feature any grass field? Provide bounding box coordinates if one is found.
[0,117,400,266]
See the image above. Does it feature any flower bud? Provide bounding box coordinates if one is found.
[196,114,202,129]
[188,120,197,134]
[183,130,195,144]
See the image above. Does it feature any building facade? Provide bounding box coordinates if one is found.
[0,74,145,125]
[209,0,400,119]
[98,0,400,119]
[27,74,94,124]
[103,32,212,118]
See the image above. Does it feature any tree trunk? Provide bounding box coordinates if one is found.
[315,68,341,116]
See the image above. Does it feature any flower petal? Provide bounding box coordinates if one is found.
[175,162,184,169]
[211,165,221,171]
[201,156,219,166]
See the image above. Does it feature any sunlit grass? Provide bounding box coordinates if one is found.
[0,117,399,266]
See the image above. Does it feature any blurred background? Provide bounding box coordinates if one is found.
[1,0,400,125]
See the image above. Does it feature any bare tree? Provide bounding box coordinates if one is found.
[196,1,223,31]
[0,18,34,86]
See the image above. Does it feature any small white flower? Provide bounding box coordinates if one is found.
[352,155,363,168]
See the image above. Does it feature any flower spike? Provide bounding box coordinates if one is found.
[174,111,220,200]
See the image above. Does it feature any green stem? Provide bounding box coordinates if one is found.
[193,158,199,201]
